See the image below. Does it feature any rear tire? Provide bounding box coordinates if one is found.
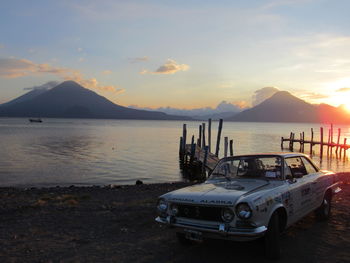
[315,191,332,221]
[264,212,281,260]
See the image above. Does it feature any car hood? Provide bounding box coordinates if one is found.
[163,179,270,206]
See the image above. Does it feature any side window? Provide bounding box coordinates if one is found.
[284,160,292,179]
[285,157,307,178]
[301,157,318,174]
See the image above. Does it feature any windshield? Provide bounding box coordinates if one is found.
[209,156,283,180]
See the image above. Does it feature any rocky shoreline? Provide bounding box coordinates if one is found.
[0,177,349,262]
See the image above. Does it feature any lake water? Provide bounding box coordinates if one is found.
[1,118,350,187]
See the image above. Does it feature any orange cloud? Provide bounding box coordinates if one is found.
[0,58,73,78]
[336,87,350,92]
[140,59,189,75]
[0,58,124,94]
[64,74,125,94]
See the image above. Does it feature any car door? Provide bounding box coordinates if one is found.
[301,156,324,210]
[285,157,311,221]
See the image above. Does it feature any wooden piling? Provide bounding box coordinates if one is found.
[224,137,228,157]
[229,140,233,156]
[310,128,314,153]
[281,137,284,149]
[343,138,348,160]
[215,119,223,157]
[302,132,305,152]
[202,123,206,148]
[327,129,331,156]
[202,146,209,175]
[179,136,183,156]
[289,132,293,150]
[198,125,202,148]
[182,124,187,154]
[320,127,324,158]
[336,128,341,154]
[208,119,212,153]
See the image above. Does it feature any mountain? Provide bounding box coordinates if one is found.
[0,81,191,120]
[129,100,244,120]
[228,91,350,124]
[2,89,47,106]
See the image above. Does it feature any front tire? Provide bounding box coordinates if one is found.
[264,212,281,260]
[315,191,332,221]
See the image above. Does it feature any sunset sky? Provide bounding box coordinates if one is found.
[1,0,350,109]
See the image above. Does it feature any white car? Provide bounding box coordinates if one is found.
[155,153,342,259]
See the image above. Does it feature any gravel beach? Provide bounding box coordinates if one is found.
[0,177,349,263]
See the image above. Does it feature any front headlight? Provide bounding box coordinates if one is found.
[236,203,252,219]
[221,207,235,222]
[157,199,168,214]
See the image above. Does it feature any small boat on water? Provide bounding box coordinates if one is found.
[29,118,42,123]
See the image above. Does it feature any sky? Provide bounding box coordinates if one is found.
[0,0,350,109]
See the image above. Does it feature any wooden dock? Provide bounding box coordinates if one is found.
[179,119,233,178]
[281,125,350,159]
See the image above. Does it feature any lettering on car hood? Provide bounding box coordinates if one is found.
[165,180,270,206]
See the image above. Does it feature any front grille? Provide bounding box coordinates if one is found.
[175,204,224,222]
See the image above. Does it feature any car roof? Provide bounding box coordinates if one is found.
[225,152,309,159]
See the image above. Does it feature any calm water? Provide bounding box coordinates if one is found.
[1,118,350,187]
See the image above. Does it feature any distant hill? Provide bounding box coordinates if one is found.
[228,91,350,124]
[2,89,47,106]
[0,81,191,120]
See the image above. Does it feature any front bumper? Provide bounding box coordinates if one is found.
[155,216,267,241]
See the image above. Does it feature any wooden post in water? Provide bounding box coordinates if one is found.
[302,132,305,152]
[202,146,209,176]
[208,119,212,153]
[202,123,206,148]
[299,133,303,152]
[281,137,284,149]
[343,138,348,160]
[331,124,334,145]
[310,128,314,154]
[198,125,202,148]
[182,124,187,155]
[215,119,223,157]
[229,139,234,156]
[336,128,341,155]
[289,133,295,151]
[320,127,324,158]
[179,136,183,156]
[327,129,331,156]
[224,137,228,157]
[190,135,196,164]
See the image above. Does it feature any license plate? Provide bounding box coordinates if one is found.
[184,229,203,241]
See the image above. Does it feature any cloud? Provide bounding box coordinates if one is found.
[24,81,60,91]
[252,87,280,106]
[140,59,189,75]
[129,56,149,63]
[0,57,124,94]
[65,74,125,94]
[336,87,350,92]
[0,58,73,78]
[299,92,329,100]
